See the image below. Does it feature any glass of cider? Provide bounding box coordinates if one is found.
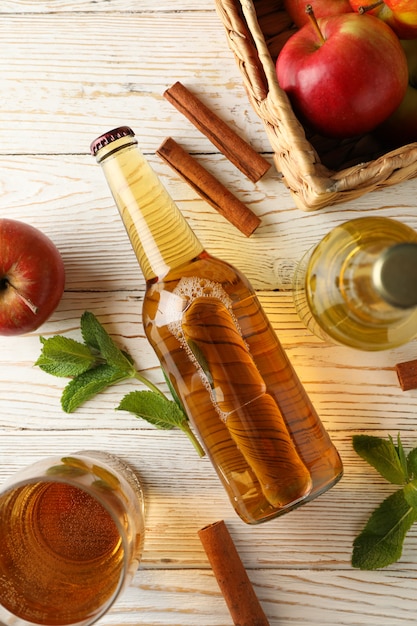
[0,451,145,626]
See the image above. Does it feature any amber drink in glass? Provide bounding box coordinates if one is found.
[0,451,144,626]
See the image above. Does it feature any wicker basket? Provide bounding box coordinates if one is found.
[214,0,417,211]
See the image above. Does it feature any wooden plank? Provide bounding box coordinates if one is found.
[1,155,417,292]
[103,568,417,625]
[2,2,417,624]
[0,12,267,155]
[1,429,417,576]
[1,291,415,431]
[1,1,208,12]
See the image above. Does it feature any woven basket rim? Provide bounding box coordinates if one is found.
[215,0,417,210]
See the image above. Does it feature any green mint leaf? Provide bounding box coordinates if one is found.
[162,370,184,412]
[403,479,417,509]
[352,488,417,570]
[407,448,417,479]
[186,339,214,389]
[35,336,96,377]
[117,390,184,430]
[80,311,135,375]
[121,349,135,366]
[61,364,130,413]
[161,370,206,457]
[117,390,205,456]
[34,311,205,457]
[394,433,409,480]
[352,434,407,485]
[79,311,101,351]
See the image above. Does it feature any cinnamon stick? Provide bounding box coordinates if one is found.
[156,137,261,237]
[198,520,270,626]
[396,359,417,391]
[164,81,271,183]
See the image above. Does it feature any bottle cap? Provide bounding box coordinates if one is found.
[90,126,135,156]
[373,243,417,309]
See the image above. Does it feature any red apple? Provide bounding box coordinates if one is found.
[285,0,352,27]
[349,0,417,39]
[276,11,409,139]
[0,219,65,335]
[375,39,417,147]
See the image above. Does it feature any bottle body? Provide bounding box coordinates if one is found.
[91,127,343,524]
[143,253,342,524]
[293,217,417,351]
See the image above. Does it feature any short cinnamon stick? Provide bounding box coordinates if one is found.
[164,81,271,183]
[198,520,270,626]
[396,359,417,391]
[156,137,261,237]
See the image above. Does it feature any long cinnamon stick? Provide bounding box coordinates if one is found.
[164,81,271,183]
[396,359,417,391]
[156,137,261,237]
[198,520,270,626]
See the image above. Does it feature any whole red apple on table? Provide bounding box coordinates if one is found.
[0,219,65,336]
[276,11,409,139]
[285,0,352,27]
[349,0,417,39]
[375,39,417,147]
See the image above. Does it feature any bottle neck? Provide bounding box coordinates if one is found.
[294,216,417,349]
[372,243,417,309]
[94,135,204,281]
[340,242,417,321]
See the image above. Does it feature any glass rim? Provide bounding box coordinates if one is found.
[0,454,143,626]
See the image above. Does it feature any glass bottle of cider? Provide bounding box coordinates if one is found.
[90,126,343,525]
[293,216,417,351]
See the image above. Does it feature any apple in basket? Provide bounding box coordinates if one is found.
[284,0,352,27]
[375,39,417,148]
[349,0,417,39]
[0,219,65,335]
[276,10,409,139]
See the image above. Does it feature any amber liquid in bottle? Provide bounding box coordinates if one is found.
[294,217,417,351]
[92,127,343,524]
[0,482,123,625]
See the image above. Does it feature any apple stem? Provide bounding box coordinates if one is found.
[3,279,39,314]
[358,0,384,14]
[305,4,326,44]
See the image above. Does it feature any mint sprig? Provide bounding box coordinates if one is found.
[35,311,205,457]
[117,391,205,457]
[352,433,417,569]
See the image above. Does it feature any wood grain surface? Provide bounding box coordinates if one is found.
[1,2,417,625]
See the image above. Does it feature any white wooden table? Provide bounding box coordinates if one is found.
[1,2,417,625]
